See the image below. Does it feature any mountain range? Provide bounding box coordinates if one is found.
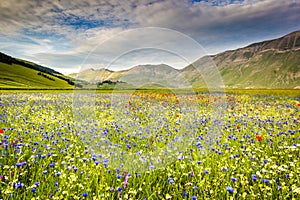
[1,30,299,89]
[70,30,300,89]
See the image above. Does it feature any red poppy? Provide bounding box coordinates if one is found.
[298,103,300,107]
[256,135,262,141]
[128,101,132,106]
[237,126,240,130]
[231,107,234,110]
[0,129,4,134]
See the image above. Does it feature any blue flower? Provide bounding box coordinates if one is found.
[83,192,88,197]
[118,187,123,191]
[192,196,197,200]
[192,186,199,190]
[34,182,40,186]
[168,178,175,184]
[183,192,188,197]
[116,174,122,179]
[15,163,22,167]
[226,186,234,193]
[262,179,269,183]
[55,172,61,176]
[31,188,36,193]
[231,177,237,182]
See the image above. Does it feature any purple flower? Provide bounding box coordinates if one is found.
[124,173,129,188]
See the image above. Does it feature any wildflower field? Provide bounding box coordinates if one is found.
[0,90,299,199]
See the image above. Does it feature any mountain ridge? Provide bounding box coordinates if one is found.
[70,30,300,88]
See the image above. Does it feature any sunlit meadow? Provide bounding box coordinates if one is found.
[0,91,299,199]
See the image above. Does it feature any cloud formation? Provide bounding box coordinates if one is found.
[0,0,299,74]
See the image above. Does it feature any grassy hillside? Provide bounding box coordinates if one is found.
[216,50,300,88]
[0,62,73,88]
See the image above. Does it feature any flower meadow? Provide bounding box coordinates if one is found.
[0,91,299,199]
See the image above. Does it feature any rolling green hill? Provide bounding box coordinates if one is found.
[0,52,75,89]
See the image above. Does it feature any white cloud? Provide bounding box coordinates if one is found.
[0,0,299,74]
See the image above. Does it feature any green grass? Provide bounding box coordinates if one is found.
[0,62,73,89]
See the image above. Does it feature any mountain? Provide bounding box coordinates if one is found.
[0,52,75,89]
[70,30,300,89]
[71,30,300,89]
[1,30,299,89]
[209,30,300,88]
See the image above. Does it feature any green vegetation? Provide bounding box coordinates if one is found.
[0,92,299,199]
[0,62,73,88]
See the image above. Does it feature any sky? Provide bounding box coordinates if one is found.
[0,0,299,75]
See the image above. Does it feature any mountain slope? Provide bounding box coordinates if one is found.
[181,30,300,88]
[0,52,75,88]
[70,30,300,89]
